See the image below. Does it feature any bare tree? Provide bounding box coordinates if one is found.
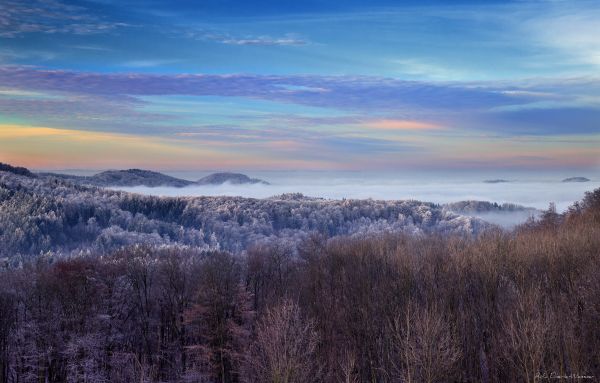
[337,350,360,383]
[501,286,551,383]
[390,302,461,383]
[244,300,320,383]
[184,251,253,383]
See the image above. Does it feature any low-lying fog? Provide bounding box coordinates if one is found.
[111,171,599,228]
[462,211,541,229]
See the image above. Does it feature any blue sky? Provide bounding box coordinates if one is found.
[0,0,599,171]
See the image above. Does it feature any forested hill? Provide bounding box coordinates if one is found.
[38,169,196,187]
[0,162,36,178]
[196,172,269,185]
[443,200,538,214]
[37,169,270,187]
[0,170,487,261]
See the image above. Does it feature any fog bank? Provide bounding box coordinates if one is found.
[114,172,599,214]
[464,211,541,229]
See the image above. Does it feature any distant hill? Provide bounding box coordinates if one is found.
[40,169,195,187]
[562,177,590,183]
[3,162,270,188]
[197,172,269,185]
[89,169,195,187]
[39,168,270,187]
[0,162,35,178]
[484,179,510,184]
[443,200,540,228]
[443,200,537,214]
[37,172,88,183]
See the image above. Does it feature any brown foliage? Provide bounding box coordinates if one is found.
[1,189,600,382]
[389,302,461,383]
[243,300,320,383]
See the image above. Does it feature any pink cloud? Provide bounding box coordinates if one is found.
[366,119,442,130]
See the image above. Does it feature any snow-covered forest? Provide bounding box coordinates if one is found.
[0,169,488,261]
[0,186,599,382]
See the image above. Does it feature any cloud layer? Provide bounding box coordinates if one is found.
[0,0,127,38]
[0,65,599,170]
[117,175,600,213]
[0,66,598,134]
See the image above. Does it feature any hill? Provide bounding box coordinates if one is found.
[563,176,590,182]
[0,170,487,260]
[39,169,269,187]
[39,169,195,187]
[197,172,269,185]
[483,179,509,183]
[89,169,195,187]
[0,162,35,178]
[443,200,537,214]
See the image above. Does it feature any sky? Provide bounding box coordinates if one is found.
[0,0,599,172]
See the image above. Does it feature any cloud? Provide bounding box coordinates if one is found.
[366,119,441,131]
[0,93,169,126]
[121,59,181,68]
[523,3,600,67]
[0,66,526,112]
[184,29,308,46]
[67,45,113,52]
[0,66,599,139]
[0,48,57,63]
[482,107,600,135]
[0,0,127,38]
[0,88,54,98]
[0,123,351,170]
[219,35,307,46]
[391,58,472,81]
[0,123,216,169]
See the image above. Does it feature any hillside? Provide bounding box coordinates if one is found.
[38,169,270,187]
[197,172,269,185]
[90,169,195,187]
[0,169,486,260]
[0,162,36,178]
[40,169,195,187]
[443,200,537,214]
[443,200,540,228]
[563,176,590,182]
[1,184,598,383]
[483,179,510,183]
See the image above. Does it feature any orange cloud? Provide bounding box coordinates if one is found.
[0,124,337,170]
[366,119,442,130]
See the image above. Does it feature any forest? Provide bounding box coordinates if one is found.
[0,169,489,262]
[0,165,599,381]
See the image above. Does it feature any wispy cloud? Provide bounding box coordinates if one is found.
[67,45,113,52]
[0,0,127,38]
[0,66,599,140]
[183,29,308,46]
[391,59,472,81]
[0,91,171,129]
[219,35,307,46]
[522,3,600,67]
[366,119,442,131]
[0,66,524,111]
[121,59,181,68]
[0,48,57,63]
